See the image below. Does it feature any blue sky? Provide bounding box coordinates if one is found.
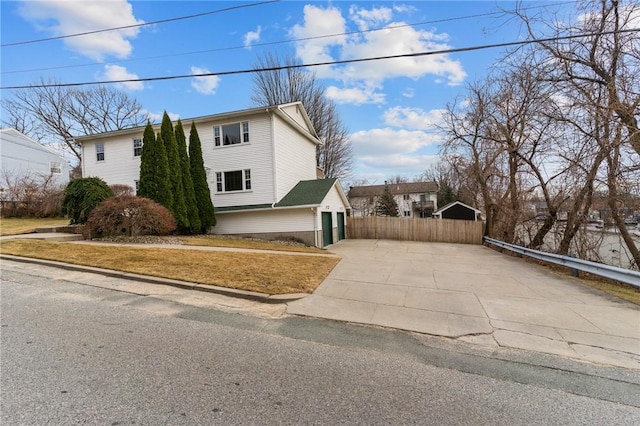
[0,0,573,184]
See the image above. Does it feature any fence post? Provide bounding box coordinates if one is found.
[568,253,579,277]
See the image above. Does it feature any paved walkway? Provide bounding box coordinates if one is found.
[287,239,640,370]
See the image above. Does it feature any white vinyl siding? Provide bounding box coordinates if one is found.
[215,208,314,235]
[0,128,70,188]
[82,133,143,190]
[314,184,348,230]
[272,114,317,200]
[203,114,275,207]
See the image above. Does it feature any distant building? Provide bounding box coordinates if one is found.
[0,128,70,191]
[348,181,438,218]
[433,201,482,221]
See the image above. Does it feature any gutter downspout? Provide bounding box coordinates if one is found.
[268,108,278,204]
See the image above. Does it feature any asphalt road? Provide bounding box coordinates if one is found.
[1,262,639,425]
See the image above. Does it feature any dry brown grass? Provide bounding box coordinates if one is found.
[0,218,69,236]
[0,239,340,295]
[182,235,327,254]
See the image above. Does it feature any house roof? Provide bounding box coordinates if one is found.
[276,178,338,207]
[348,181,438,198]
[433,201,482,215]
[73,102,319,145]
[0,128,69,164]
[216,178,350,213]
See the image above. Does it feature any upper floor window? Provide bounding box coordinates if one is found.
[96,143,105,162]
[403,194,410,200]
[133,138,143,157]
[215,169,252,192]
[214,121,249,147]
[50,162,62,174]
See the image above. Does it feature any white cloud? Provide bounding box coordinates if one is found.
[383,106,445,130]
[101,65,143,91]
[142,109,180,124]
[402,88,415,98]
[18,0,142,61]
[326,85,385,105]
[348,5,393,30]
[290,4,347,78]
[190,66,220,95]
[289,4,467,106]
[244,26,261,49]
[350,128,441,157]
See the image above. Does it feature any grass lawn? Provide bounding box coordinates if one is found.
[0,239,340,295]
[181,235,326,254]
[0,218,69,236]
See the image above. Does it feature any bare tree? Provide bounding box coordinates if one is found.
[251,52,353,181]
[2,79,147,161]
[515,0,640,265]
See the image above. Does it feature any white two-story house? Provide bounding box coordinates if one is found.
[348,181,438,218]
[76,102,350,247]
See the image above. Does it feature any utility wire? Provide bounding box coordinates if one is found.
[2,27,637,91]
[1,1,574,75]
[0,0,280,47]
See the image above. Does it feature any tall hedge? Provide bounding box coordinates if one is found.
[161,112,188,230]
[189,122,216,231]
[138,121,172,210]
[175,119,201,233]
[62,177,113,224]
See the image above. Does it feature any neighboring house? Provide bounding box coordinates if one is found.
[75,102,350,247]
[348,181,438,218]
[433,201,482,221]
[0,128,70,191]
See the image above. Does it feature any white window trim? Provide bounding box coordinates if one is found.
[50,161,62,174]
[96,143,105,162]
[213,121,250,147]
[215,169,252,193]
[133,138,143,157]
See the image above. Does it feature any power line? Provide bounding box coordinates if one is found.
[2,27,636,91]
[1,1,575,75]
[0,0,280,47]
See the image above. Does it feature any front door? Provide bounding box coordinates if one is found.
[322,212,333,247]
[337,212,345,240]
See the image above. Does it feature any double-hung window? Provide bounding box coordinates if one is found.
[133,138,143,157]
[96,143,105,162]
[50,162,62,174]
[215,169,252,192]
[214,121,249,147]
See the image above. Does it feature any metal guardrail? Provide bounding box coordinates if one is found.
[483,237,640,288]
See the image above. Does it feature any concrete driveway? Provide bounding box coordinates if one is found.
[287,239,640,369]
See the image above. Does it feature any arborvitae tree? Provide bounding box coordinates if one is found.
[138,122,158,199]
[153,130,173,210]
[175,119,200,233]
[375,184,399,217]
[188,122,216,231]
[161,111,188,230]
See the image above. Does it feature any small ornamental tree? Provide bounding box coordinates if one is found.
[375,184,399,217]
[62,177,113,224]
[85,195,176,238]
[188,122,216,231]
[175,119,201,233]
[161,112,188,230]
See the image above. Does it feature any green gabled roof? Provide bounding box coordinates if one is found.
[276,178,338,207]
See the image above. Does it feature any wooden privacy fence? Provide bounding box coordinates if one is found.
[347,217,484,245]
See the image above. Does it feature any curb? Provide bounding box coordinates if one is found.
[0,254,307,304]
